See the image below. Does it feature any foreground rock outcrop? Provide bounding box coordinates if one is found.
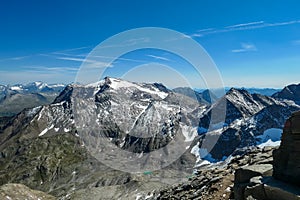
[273,110,300,186]
[234,111,300,200]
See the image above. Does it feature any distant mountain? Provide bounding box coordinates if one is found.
[196,88,299,161]
[195,87,280,96]
[5,82,65,94]
[172,87,215,104]
[0,82,65,117]
[272,83,300,104]
[243,88,281,96]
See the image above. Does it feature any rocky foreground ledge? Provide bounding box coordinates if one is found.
[234,111,300,200]
[146,146,275,200]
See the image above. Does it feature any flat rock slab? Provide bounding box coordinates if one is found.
[235,164,273,183]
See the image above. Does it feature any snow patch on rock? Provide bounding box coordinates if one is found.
[39,124,54,136]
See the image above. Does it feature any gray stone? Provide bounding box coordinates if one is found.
[244,176,267,200]
[273,111,300,186]
[235,164,273,183]
[263,177,300,200]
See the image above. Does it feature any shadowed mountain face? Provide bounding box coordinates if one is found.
[172,87,215,104]
[272,83,300,105]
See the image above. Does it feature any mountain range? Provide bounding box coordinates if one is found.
[0,82,65,117]
[0,78,300,199]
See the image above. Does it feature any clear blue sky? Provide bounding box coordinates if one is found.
[0,0,300,88]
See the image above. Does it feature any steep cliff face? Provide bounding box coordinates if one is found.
[273,111,300,186]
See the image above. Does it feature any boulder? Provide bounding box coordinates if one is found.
[243,176,300,200]
[234,164,272,200]
[235,164,273,183]
[244,176,267,200]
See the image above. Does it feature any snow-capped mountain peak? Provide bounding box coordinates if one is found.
[3,82,66,93]
[86,77,170,100]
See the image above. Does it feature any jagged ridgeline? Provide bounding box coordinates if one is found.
[0,78,300,199]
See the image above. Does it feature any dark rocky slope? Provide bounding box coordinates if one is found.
[272,83,300,105]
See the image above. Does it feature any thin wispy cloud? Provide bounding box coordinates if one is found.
[22,66,79,72]
[56,56,113,68]
[56,57,88,62]
[51,52,151,65]
[190,33,204,38]
[0,46,93,62]
[225,21,265,28]
[51,46,92,54]
[189,28,216,38]
[147,54,170,61]
[231,43,257,53]
[90,55,147,63]
[0,55,30,62]
[196,28,215,32]
[96,37,151,49]
[50,52,85,57]
[191,20,300,37]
